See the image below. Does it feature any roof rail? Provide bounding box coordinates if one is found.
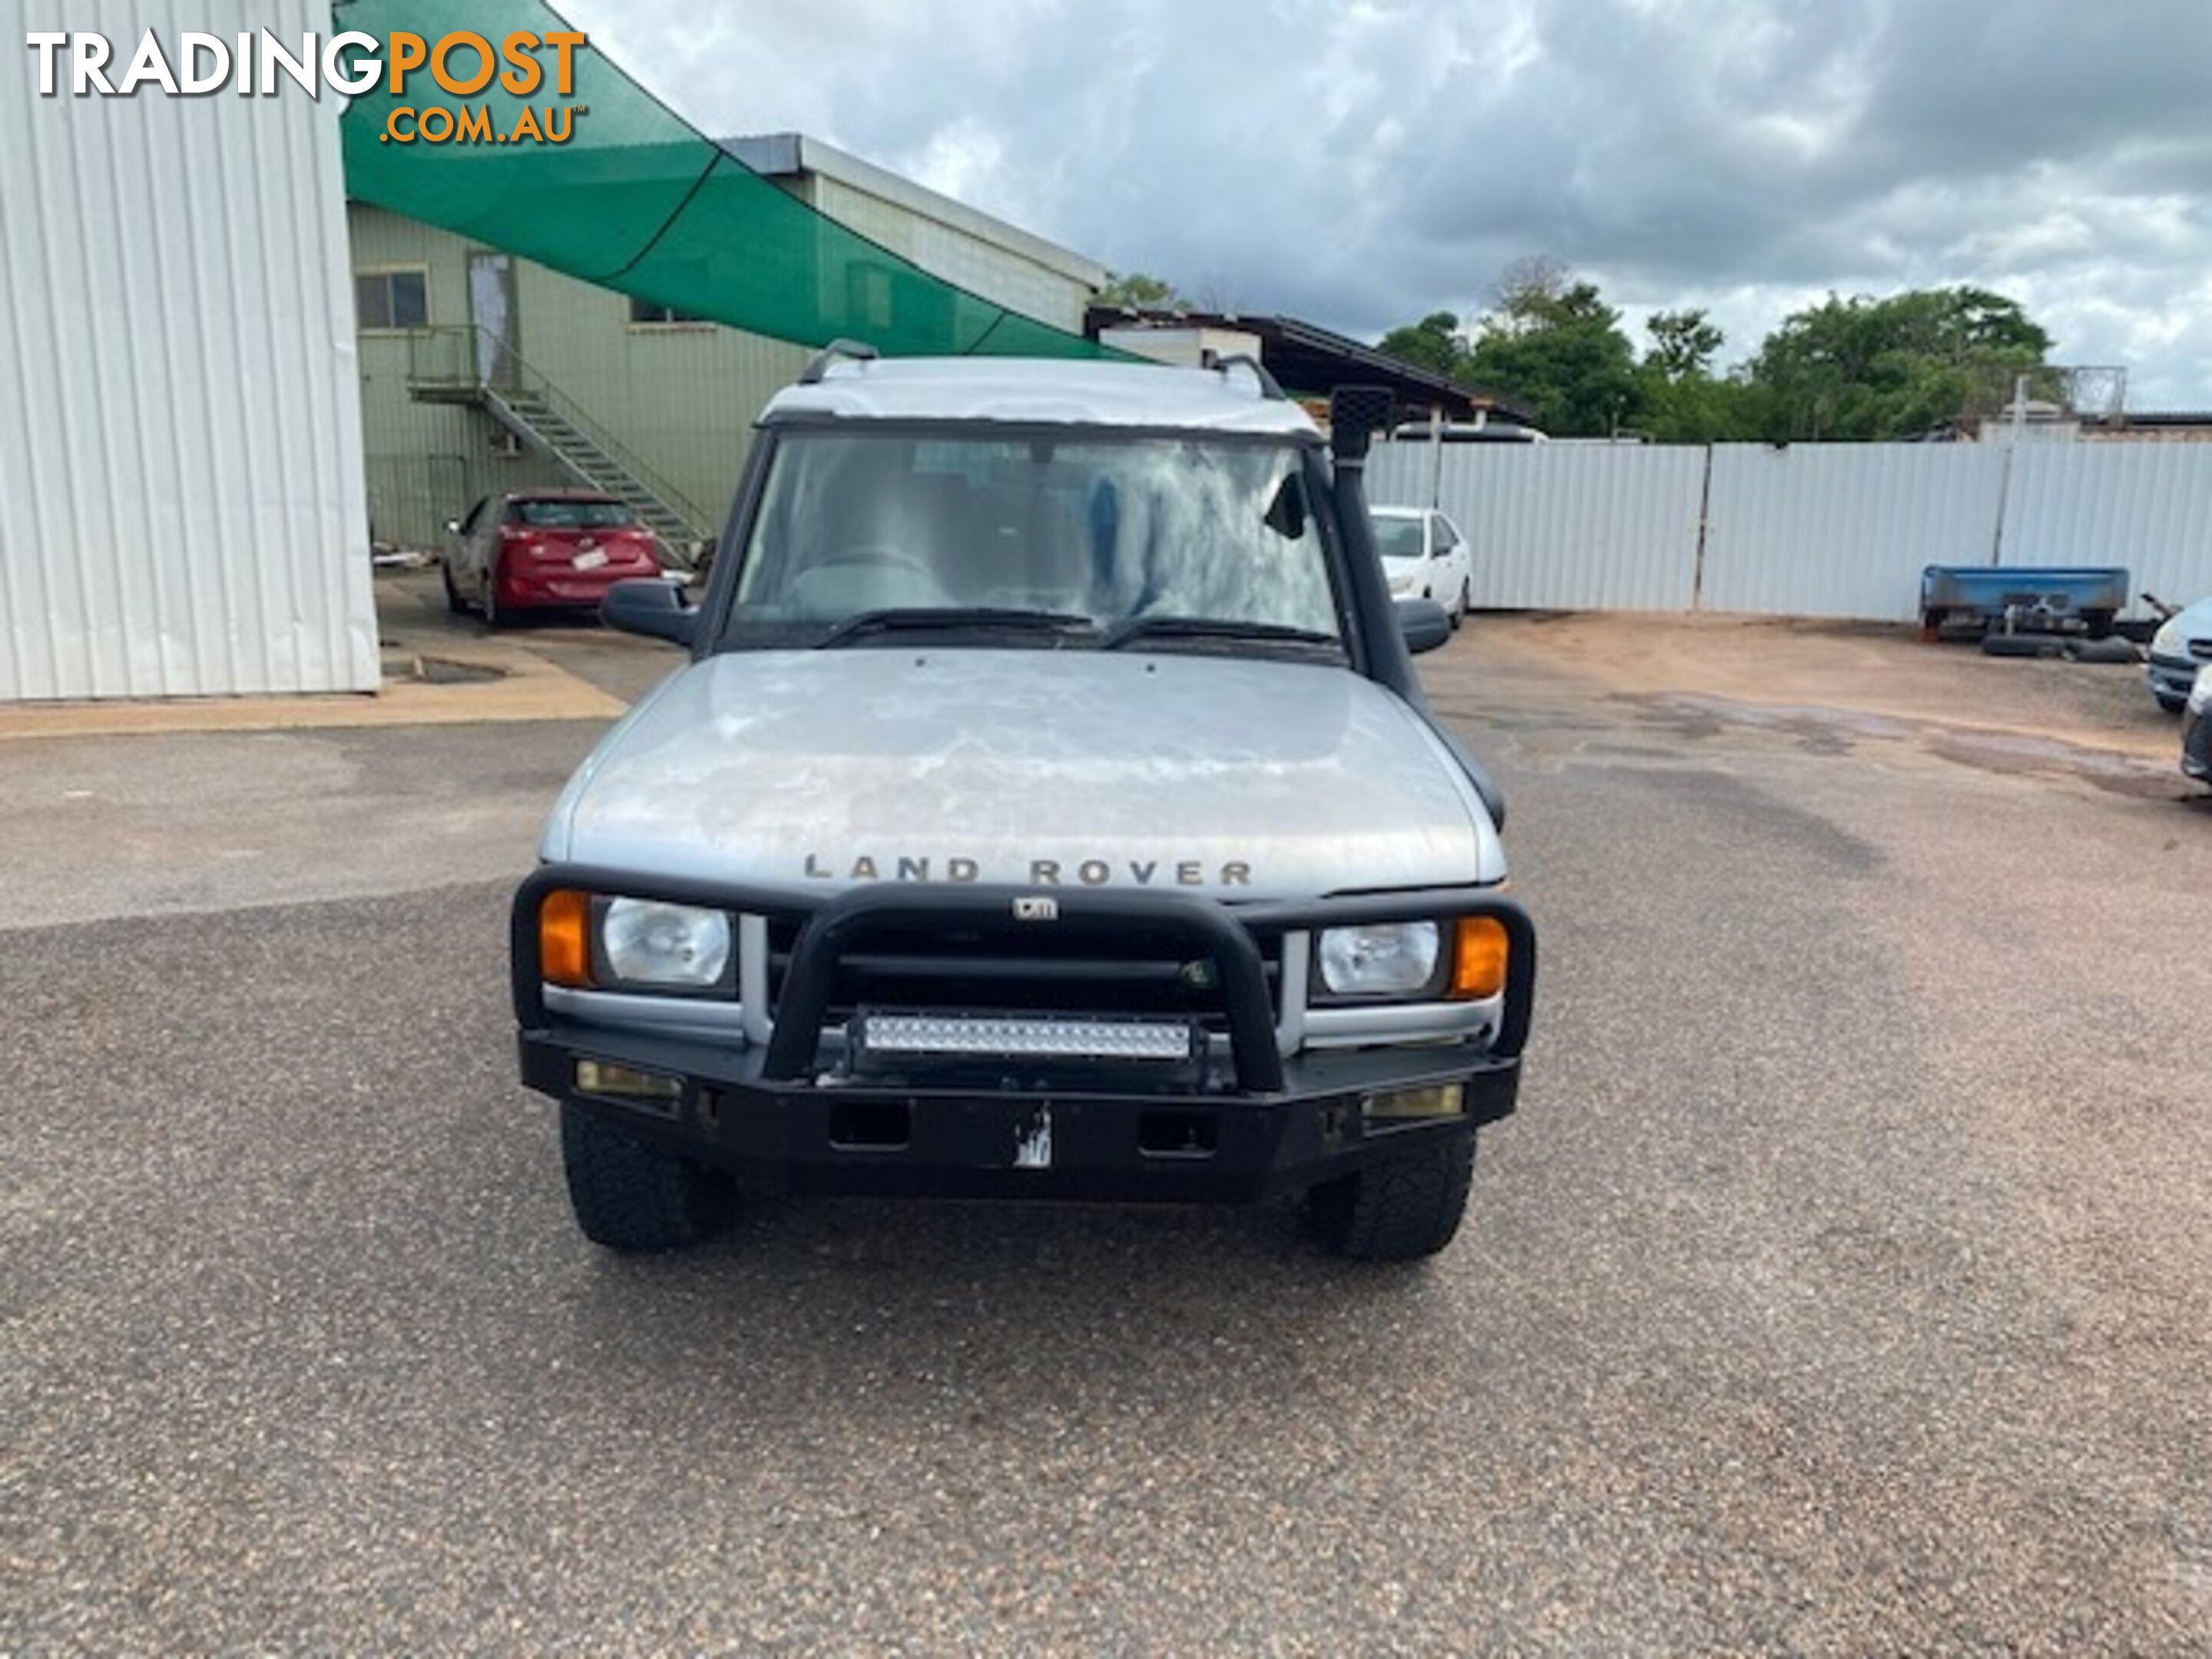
[1214,353,1287,402]
[800,339,881,384]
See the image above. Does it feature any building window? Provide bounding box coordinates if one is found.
[355,268,429,331]
[628,296,712,327]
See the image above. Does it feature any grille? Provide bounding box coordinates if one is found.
[2187,637,2211,661]
[765,916,1282,1032]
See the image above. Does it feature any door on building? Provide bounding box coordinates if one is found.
[468,251,518,389]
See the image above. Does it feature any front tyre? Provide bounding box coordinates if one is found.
[1306,1133,1475,1262]
[561,1101,732,1252]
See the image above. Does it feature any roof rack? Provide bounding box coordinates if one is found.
[800,339,881,384]
[1214,353,1287,402]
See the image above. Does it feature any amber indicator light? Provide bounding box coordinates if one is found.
[1451,916,1509,999]
[540,889,593,988]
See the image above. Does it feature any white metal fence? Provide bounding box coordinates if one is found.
[1999,443,2212,611]
[1369,444,1707,611]
[1369,439,2212,621]
[1698,445,2012,621]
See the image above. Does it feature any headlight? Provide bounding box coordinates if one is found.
[601,898,731,988]
[1317,922,1441,997]
[2153,615,2182,653]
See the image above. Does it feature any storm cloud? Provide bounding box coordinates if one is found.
[562,0,2212,405]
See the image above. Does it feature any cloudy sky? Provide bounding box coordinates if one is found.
[561,0,2212,407]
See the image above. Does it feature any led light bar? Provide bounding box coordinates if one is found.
[857,1013,1199,1064]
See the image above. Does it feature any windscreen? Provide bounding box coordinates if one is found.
[730,434,1339,642]
[1371,516,1426,562]
[512,499,635,528]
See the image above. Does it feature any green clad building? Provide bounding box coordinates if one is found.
[349,133,1108,553]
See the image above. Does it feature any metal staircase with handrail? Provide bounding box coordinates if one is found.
[405,326,717,566]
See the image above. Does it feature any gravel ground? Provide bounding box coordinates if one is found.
[5,621,2209,1652]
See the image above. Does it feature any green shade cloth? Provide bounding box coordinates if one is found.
[336,0,1118,359]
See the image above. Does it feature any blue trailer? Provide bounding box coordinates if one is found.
[1919,565,2131,640]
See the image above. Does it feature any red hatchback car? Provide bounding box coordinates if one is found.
[443,491,663,626]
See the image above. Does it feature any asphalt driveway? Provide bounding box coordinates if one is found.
[5,618,2209,1651]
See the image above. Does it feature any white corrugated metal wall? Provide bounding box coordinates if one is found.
[1998,444,2212,608]
[1381,439,2212,621]
[0,0,379,700]
[1699,444,2012,621]
[1369,442,1707,611]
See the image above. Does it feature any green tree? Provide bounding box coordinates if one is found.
[1485,254,1573,335]
[1744,286,2052,440]
[1645,309,1725,381]
[1376,310,1471,379]
[1462,270,1644,436]
[1095,270,1188,311]
[1636,369,1768,443]
[1634,308,1763,442]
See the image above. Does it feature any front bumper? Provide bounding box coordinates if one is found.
[512,869,1535,1203]
[2149,653,2204,706]
[525,1025,1519,1202]
[2184,703,2212,782]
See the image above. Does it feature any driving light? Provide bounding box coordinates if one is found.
[602,898,731,988]
[540,889,593,988]
[1451,916,1511,1000]
[575,1059,682,1101]
[857,1014,1199,1063]
[1317,922,1441,996]
[1366,1083,1465,1120]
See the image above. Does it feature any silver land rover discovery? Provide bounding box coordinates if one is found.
[511,348,1535,1261]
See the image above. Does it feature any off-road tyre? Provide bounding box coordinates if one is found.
[442,564,467,614]
[1307,1133,1475,1262]
[561,1101,732,1252]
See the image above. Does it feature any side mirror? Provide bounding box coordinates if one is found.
[603,577,699,647]
[1397,598,1451,656]
[444,518,462,535]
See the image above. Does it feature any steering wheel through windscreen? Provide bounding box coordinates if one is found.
[783,543,953,614]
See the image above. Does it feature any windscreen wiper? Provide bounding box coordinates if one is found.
[813,607,1096,648]
[1098,615,1342,652]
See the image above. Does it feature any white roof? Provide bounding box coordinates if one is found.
[762,357,1320,436]
[724,134,1108,290]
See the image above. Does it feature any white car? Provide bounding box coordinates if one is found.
[2147,596,2212,713]
[1370,505,1473,627]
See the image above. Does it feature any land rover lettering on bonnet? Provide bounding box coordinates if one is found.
[513,347,1535,1262]
[800,853,1255,886]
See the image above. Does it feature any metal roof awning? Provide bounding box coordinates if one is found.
[1084,307,1533,425]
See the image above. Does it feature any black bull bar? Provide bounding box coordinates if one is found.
[512,867,1536,1094]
